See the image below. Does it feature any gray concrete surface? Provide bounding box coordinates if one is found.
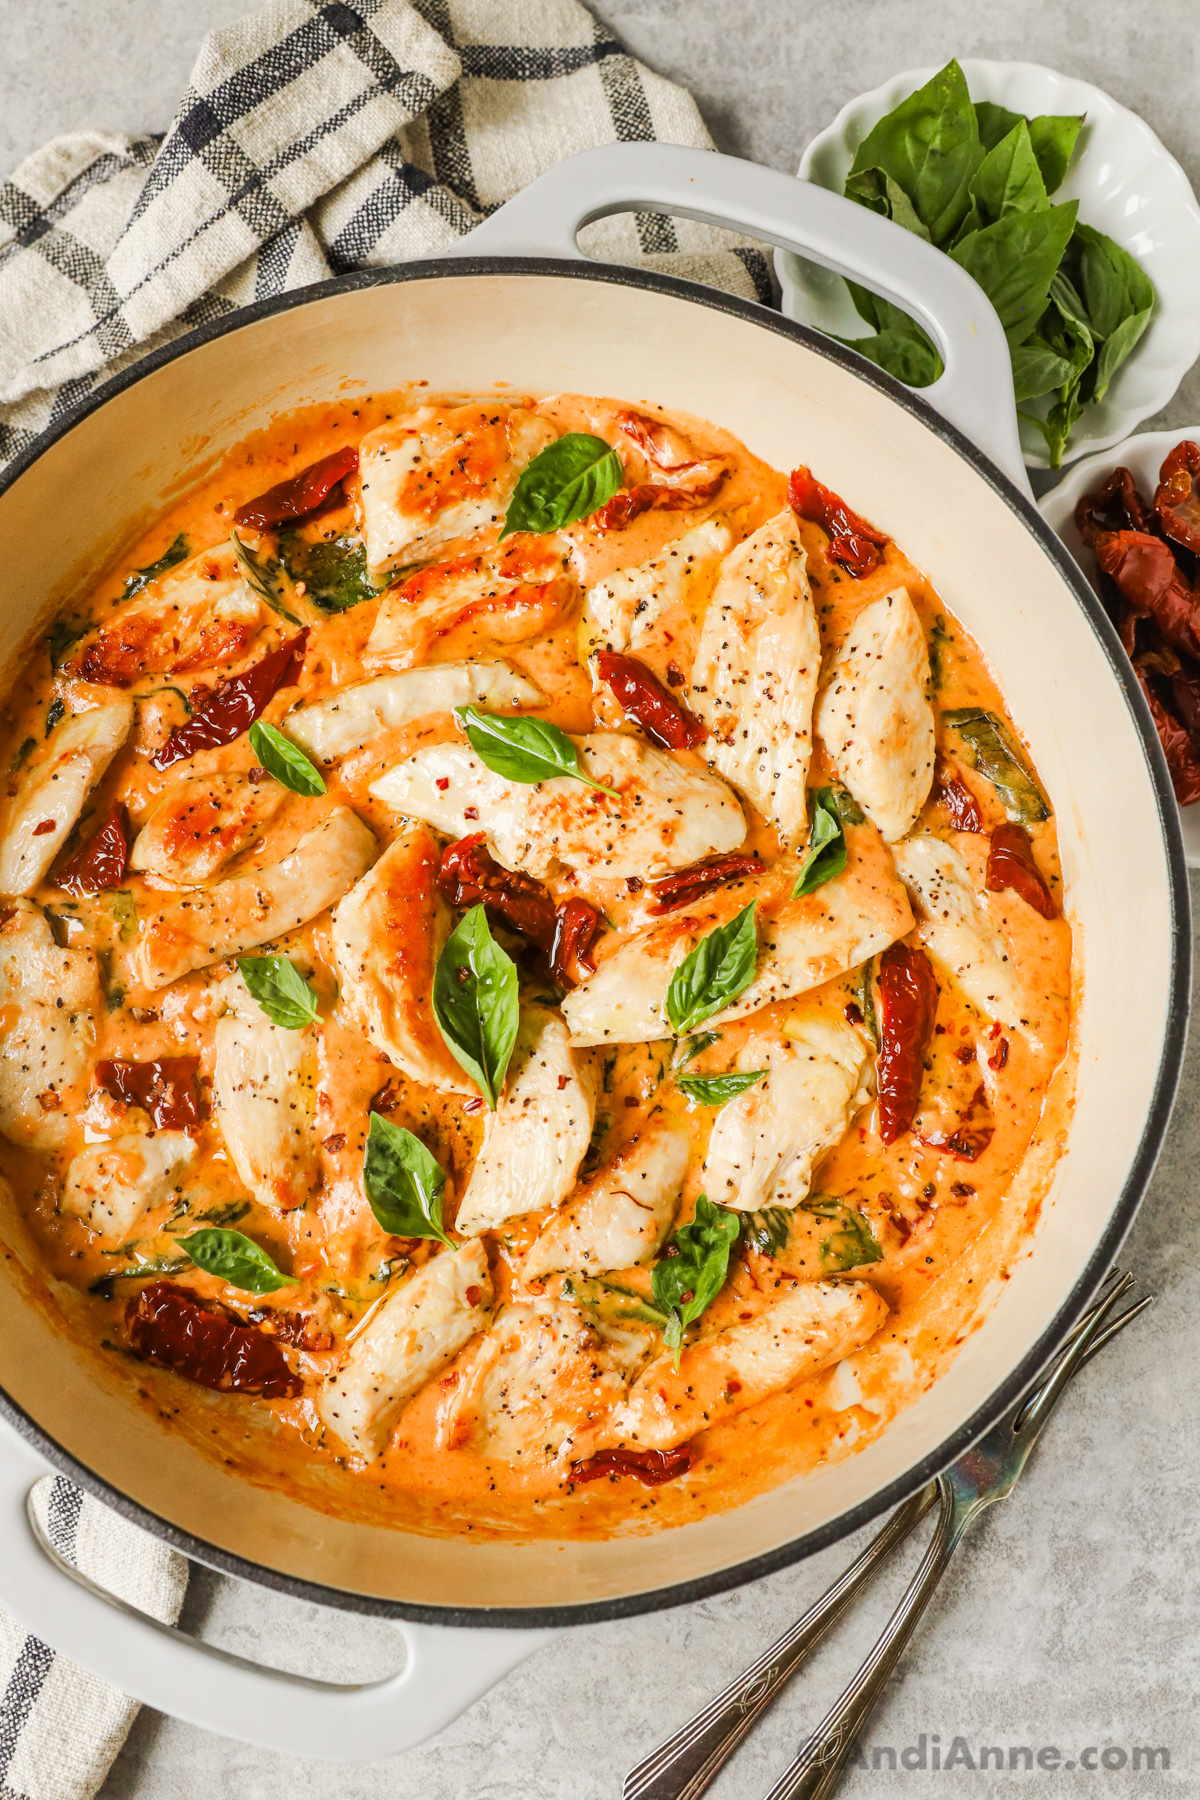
[2,1,1198,1793]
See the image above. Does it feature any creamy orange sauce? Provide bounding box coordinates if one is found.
[0,390,1074,1541]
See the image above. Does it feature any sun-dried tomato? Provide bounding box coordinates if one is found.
[1154,441,1200,554]
[594,649,707,750]
[55,801,130,895]
[437,833,555,948]
[570,1444,695,1486]
[787,465,889,577]
[650,853,763,914]
[152,630,308,771]
[233,447,359,531]
[876,942,939,1145]
[1089,530,1200,661]
[1075,465,1155,540]
[95,1057,202,1130]
[985,823,1056,918]
[1135,669,1200,804]
[550,897,600,988]
[590,473,727,532]
[934,761,985,832]
[126,1281,302,1396]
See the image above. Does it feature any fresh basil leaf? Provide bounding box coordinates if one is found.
[942,707,1049,823]
[6,735,35,775]
[741,1206,793,1257]
[47,615,90,671]
[801,1196,884,1272]
[665,902,758,1037]
[432,904,519,1109]
[651,1195,740,1369]
[837,318,944,387]
[1070,222,1155,343]
[854,957,880,1048]
[1092,305,1153,403]
[949,201,1078,345]
[676,1030,721,1069]
[179,1227,292,1293]
[562,1274,669,1329]
[968,120,1048,225]
[676,1070,765,1105]
[278,531,376,612]
[362,1113,453,1246]
[248,719,326,796]
[793,789,848,898]
[194,1200,252,1226]
[231,530,303,626]
[45,698,65,737]
[456,705,619,799]
[107,890,138,945]
[846,168,933,240]
[237,954,320,1029]
[974,104,1082,195]
[1010,332,1078,403]
[846,60,983,247]
[500,433,623,539]
[122,533,189,599]
[89,1256,190,1300]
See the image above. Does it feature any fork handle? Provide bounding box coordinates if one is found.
[761,1480,960,1800]
[623,1484,936,1800]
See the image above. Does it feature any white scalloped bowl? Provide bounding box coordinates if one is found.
[777,61,1200,468]
[1040,427,1200,863]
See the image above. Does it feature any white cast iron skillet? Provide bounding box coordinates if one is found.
[0,145,1188,1761]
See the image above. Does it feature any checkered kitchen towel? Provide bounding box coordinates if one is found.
[0,2,772,1793]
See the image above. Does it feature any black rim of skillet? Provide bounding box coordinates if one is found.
[0,257,1190,1631]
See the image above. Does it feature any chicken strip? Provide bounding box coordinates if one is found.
[584,518,733,654]
[135,805,376,989]
[284,661,543,763]
[521,1112,689,1279]
[891,833,1030,1031]
[815,588,935,842]
[365,542,577,670]
[213,975,319,1212]
[66,541,261,686]
[60,1131,195,1242]
[702,1018,872,1212]
[370,731,745,882]
[454,1009,597,1237]
[0,902,99,1150]
[317,1240,492,1462]
[603,1279,889,1453]
[331,827,473,1093]
[129,773,283,886]
[358,402,558,579]
[0,699,132,896]
[689,512,819,847]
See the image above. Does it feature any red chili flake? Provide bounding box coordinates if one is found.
[152,630,308,771]
[666,661,686,688]
[986,823,1055,918]
[650,852,763,914]
[594,649,707,750]
[247,765,268,784]
[988,1037,1010,1072]
[126,1281,302,1396]
[725,1379,742,1395]
[55,801,131,895]
[550,897,601,988]
[934,761,986,833]
[437,833,555,948]
[233,446,359,531]
[955,1045,975,1065]
[844,1001,865,1027]
[626,876,643,893]
[464,1097,484,1114]
[32,819,56,836]
[464,1285,482,1308]
[95,1057,202,1130]
[463,806,479,821]
[322,1132,347,1153]
[918,1083,994,1162]
[875,942,939,1145]
[950,1182,976,1199]
[787,465,889,577]
[1154,440,1200,553]
[435,776,450,791]
[570,1444,695,1486]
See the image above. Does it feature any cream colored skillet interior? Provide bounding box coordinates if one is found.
[0,146,1186,1761]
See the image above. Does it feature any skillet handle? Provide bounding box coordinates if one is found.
[0,1420,558,1764]
[451,142,1030,499]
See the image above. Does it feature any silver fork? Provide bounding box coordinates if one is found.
[625,1269,1149,1800]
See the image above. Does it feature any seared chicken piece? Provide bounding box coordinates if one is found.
[702,1018,872,1212]
[60,1131,195,1242]
[213,974,320,1212]
[67,542,261,686]
[454,1009,597,1237]
[370,732,745,882]
[129,773,283,886]
[439,1297,645,1463]
[892,834,1029,1030]
[815,588,935,841]
[365,541,578,671]
[331,828,473,1093]
[0,902,99,1149]
[521,1112,689,1279]
[317,1241,492,1461]
[135,805,376,989]
[285,661,543,762]
[562,839,912,1046]
[584,518,733,654]
[0,699,132,896]
[358,403,558,580]
[604,1279,889,1453]
[690,512,819,847]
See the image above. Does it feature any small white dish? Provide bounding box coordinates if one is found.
[1040,428,1200,864]
[777,61,1200,469]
